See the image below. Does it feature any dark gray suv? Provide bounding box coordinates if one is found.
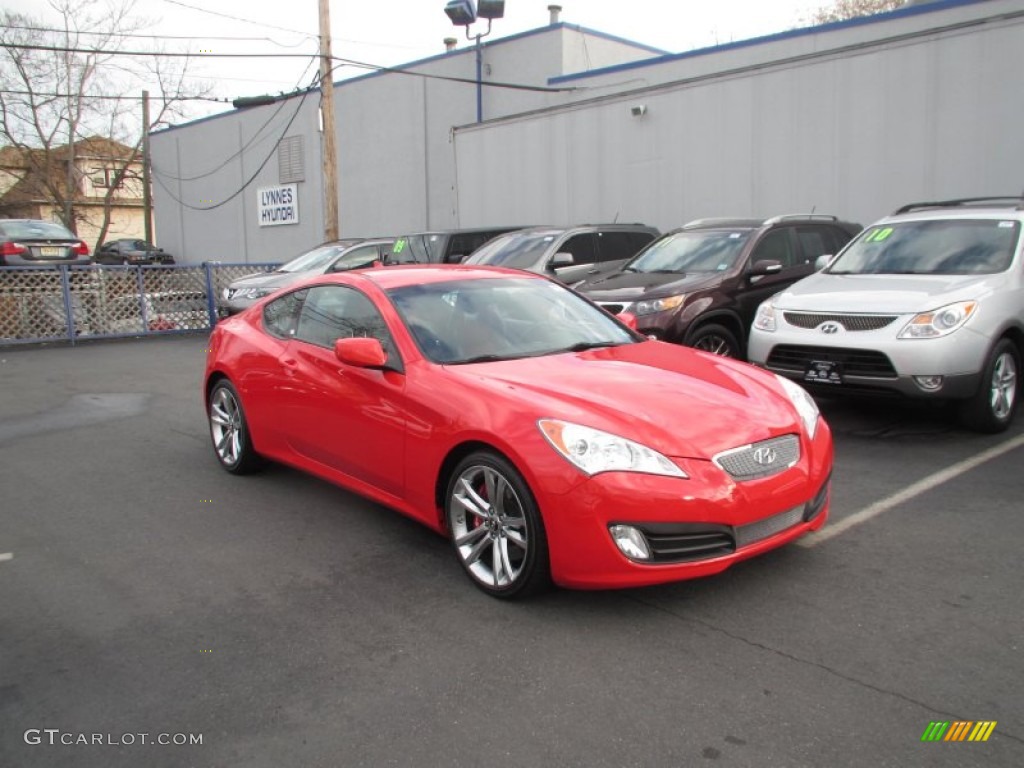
[575,215,860,358]
[463,224,659,284]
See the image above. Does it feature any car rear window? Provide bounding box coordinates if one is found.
[0,220,77,240]
[829,219,1020,275]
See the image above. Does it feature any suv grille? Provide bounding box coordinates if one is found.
[767,345,897,378]
[714,434,800,481]
[783,312,898,331]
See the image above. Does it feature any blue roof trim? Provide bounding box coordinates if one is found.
[548,0,994,85]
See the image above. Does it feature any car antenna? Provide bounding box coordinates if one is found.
[613,211,620,223]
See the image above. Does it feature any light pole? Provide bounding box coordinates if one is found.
[443,1,505,123]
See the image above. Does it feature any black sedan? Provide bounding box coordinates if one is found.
[95,239,175,265]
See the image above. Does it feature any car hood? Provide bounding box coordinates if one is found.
[229,271,302,291]
[774,272,999,313]
[577,270,720,300]
[449,341,801,461]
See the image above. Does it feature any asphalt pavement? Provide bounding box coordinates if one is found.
[0,336,1021,767]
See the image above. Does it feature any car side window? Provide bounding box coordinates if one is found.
[795,227,835,264]
[597,231,655,262]
[554,233,598,267]
[295,285,395,355]
[751,229,796,269]
[263,289,308,339]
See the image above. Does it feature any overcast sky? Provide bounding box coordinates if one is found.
[7,0,825,120]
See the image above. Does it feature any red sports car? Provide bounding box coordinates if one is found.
[204,265,832,598]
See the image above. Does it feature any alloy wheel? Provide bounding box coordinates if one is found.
[449,464,530,589]
[989,350,1018,420]
[209,386,243,467]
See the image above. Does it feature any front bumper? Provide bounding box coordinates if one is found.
[536,421,833,589]
[748,324,989,400]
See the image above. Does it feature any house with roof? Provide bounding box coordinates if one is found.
[0,137,148,251]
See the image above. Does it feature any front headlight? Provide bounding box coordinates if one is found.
[634,294,686,316]
[753,299,777,332]
[775,375,819,438]
[538,419,687,478]
[236,287,271,300]
[898,301,977,339]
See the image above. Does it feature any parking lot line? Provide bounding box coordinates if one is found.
[0,553,12,562]
[799,432,1024,548]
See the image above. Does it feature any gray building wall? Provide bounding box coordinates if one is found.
[151,1,1023,264]
[150,24,661,263]
[454,0,1024,231]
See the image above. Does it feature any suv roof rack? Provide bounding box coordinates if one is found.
[763,213,839,225]
[893,197,1024,214]
[681,217,761,230]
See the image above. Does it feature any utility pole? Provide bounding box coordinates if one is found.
[142,90,153,244]
[319,0,339,241]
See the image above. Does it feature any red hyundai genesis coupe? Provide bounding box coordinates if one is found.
[204,265,832,598]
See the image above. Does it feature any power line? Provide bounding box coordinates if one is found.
[1,42,580,93]
[151,72,318,211]
[0,89,232,103]
[160,0,313,38]
[0,23,309,47]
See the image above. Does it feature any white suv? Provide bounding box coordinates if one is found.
[748,197,1023,432]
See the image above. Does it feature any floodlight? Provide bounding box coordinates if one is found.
[478,0,505,19]
[444,0,477,26]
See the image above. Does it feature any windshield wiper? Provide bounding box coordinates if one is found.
[561,340,623,353]
[452,354,515,365]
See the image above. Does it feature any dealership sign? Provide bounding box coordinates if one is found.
[257,184,299,226]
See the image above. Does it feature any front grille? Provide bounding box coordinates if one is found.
[735,504,805,548]
[641,523,735,563]
[713,434,800,481]
[783,312,898,331]
[596,301,630,315]
[767,345,898,378]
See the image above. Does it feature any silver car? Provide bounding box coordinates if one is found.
[219,238,393,317]
[748,197,1023,432]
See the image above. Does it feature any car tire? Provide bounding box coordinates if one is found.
[687,323,741,359]
[958,339,1020,433]
[445,450,551,599]
[207,379,264,474]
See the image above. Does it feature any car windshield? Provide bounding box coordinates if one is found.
[387,276,638,364]
[278,244,348,273]
[463,232,558,269]
[1,220,76,240]
[828,219,1020,275]
[623,230,751,273]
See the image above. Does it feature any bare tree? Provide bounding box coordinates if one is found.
[0,0,209,249]
[808,0,908,24]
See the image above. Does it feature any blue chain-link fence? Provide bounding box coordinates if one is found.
[0,263,280,347]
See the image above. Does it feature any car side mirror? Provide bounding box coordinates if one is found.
[334,337,388,368]
[815,254,834,271]
[749,259,783,277]
[549,252,574,270]
[617,311,638,331]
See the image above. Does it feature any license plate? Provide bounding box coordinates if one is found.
[804,360,843,385]
[39,246,64,257]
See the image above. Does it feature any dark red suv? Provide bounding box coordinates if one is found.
[574,215,861,358]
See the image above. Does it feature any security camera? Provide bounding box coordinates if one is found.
[630,105,647,117]
[445,0,477,26]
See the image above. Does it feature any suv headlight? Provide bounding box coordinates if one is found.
[538,419,687,478]
[634,294,686,316]
[753,299,776,332]
[776,375,819,438]
[898,301,977,339]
